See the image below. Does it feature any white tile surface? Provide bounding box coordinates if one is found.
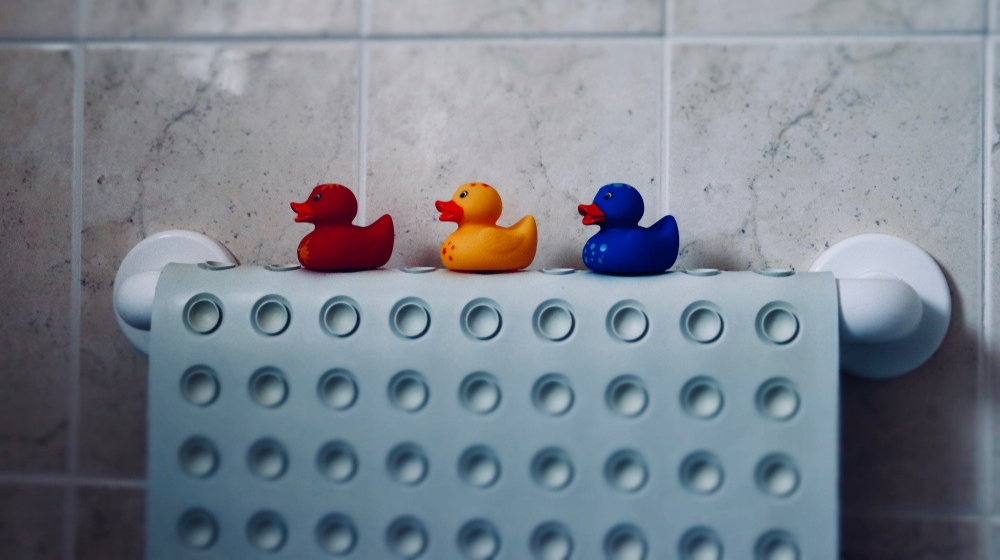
[370,0,663,34]
[366,42,662,270]
[74,487,144,560]
[86,0,359,37]
[990,40,1000,514]
[671,0,985,34]
[670,41,983,507]
[0,485,65,560]
[0,48,73,472]
[81,44,359,475]
[0,0,75,38]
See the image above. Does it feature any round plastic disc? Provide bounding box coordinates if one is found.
[114,230,237,354]
[810,234,950,378]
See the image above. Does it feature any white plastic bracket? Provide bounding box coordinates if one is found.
[810,233,951,379]
[113,230,237,355]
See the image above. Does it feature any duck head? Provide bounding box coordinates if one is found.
[436,182,502,225]
[291,184,358,224]
[578,183,644,228]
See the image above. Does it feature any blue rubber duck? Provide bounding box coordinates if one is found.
[577,183,679,275]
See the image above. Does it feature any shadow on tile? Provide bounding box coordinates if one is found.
[0,484,64,560]
[841,264,979,509]
[841,514,980,559]
[0,48,74,472]
[75,486,145,560]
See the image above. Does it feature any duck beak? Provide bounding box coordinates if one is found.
[291,201,313,223]
[578,203,605,226]
[436,200,464,222]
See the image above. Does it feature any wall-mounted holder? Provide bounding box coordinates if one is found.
[114,230,237,354]
[115,230,950,379]
[810,233,950,379]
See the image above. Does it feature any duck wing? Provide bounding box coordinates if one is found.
[478,215,537,255]
[309,217,393,270]
[324,216,395,258]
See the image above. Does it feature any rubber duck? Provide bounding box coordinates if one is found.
[577,183,679,275]
[435,182,537,271]
[290,184,394,271]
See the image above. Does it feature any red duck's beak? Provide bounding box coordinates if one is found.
[578,203,605,226]
[436,200,464,222]
[291,201,313,223]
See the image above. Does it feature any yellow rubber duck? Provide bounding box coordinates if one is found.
[435,182,538,271]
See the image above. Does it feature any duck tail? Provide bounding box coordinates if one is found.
[651,214,678,234]
[509,215,538,242]
[654,215,679,269]
[369,213,394,231]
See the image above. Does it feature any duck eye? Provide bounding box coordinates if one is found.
[460,191,468,198]
[313,194,321,202]
[604,192,612,200]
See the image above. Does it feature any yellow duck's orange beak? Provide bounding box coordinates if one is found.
[291,201,313,223]
[578,203,605,225]
[436,200,464,222]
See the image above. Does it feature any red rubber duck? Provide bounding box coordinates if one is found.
[290,184,394,271]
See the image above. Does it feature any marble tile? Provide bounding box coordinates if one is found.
[670,42,982,508]
[0,48,73,473]
[671,0,984,33]
[842,515,980,559]
[81,44,359,476]
[75,486,145,560]
[992,523,1000,558]
[370,0,663,34]
[0,484,65,560]
[86,0,358,37]
[990,40,1000,514]
[0,0,76,38]
[367,42,661,269]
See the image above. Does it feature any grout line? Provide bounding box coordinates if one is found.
[1,32,662,46]
[664,0,672,37]
[355,1,370,226]
[0,473,146,489]
[3,30,1000,47]
[984,32,997,527]
[360,0,371,36]
[842,504,985,523]
[65,43,85,560]
[662,32,984,45]
[666,28,992,40]
[65,5,88,560]
[661,37,670,218]
[980,33,995,559]
[355,42,365,225]
[0,40,79,49]
[76,476,146,489]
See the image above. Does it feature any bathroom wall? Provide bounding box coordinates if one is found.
[0,0,996,557]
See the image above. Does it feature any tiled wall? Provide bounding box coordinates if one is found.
[0,0,996,558]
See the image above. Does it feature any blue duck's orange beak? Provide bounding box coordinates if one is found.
[578,203,605,226]
[291,201,313,223]
[436,200,464,222]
